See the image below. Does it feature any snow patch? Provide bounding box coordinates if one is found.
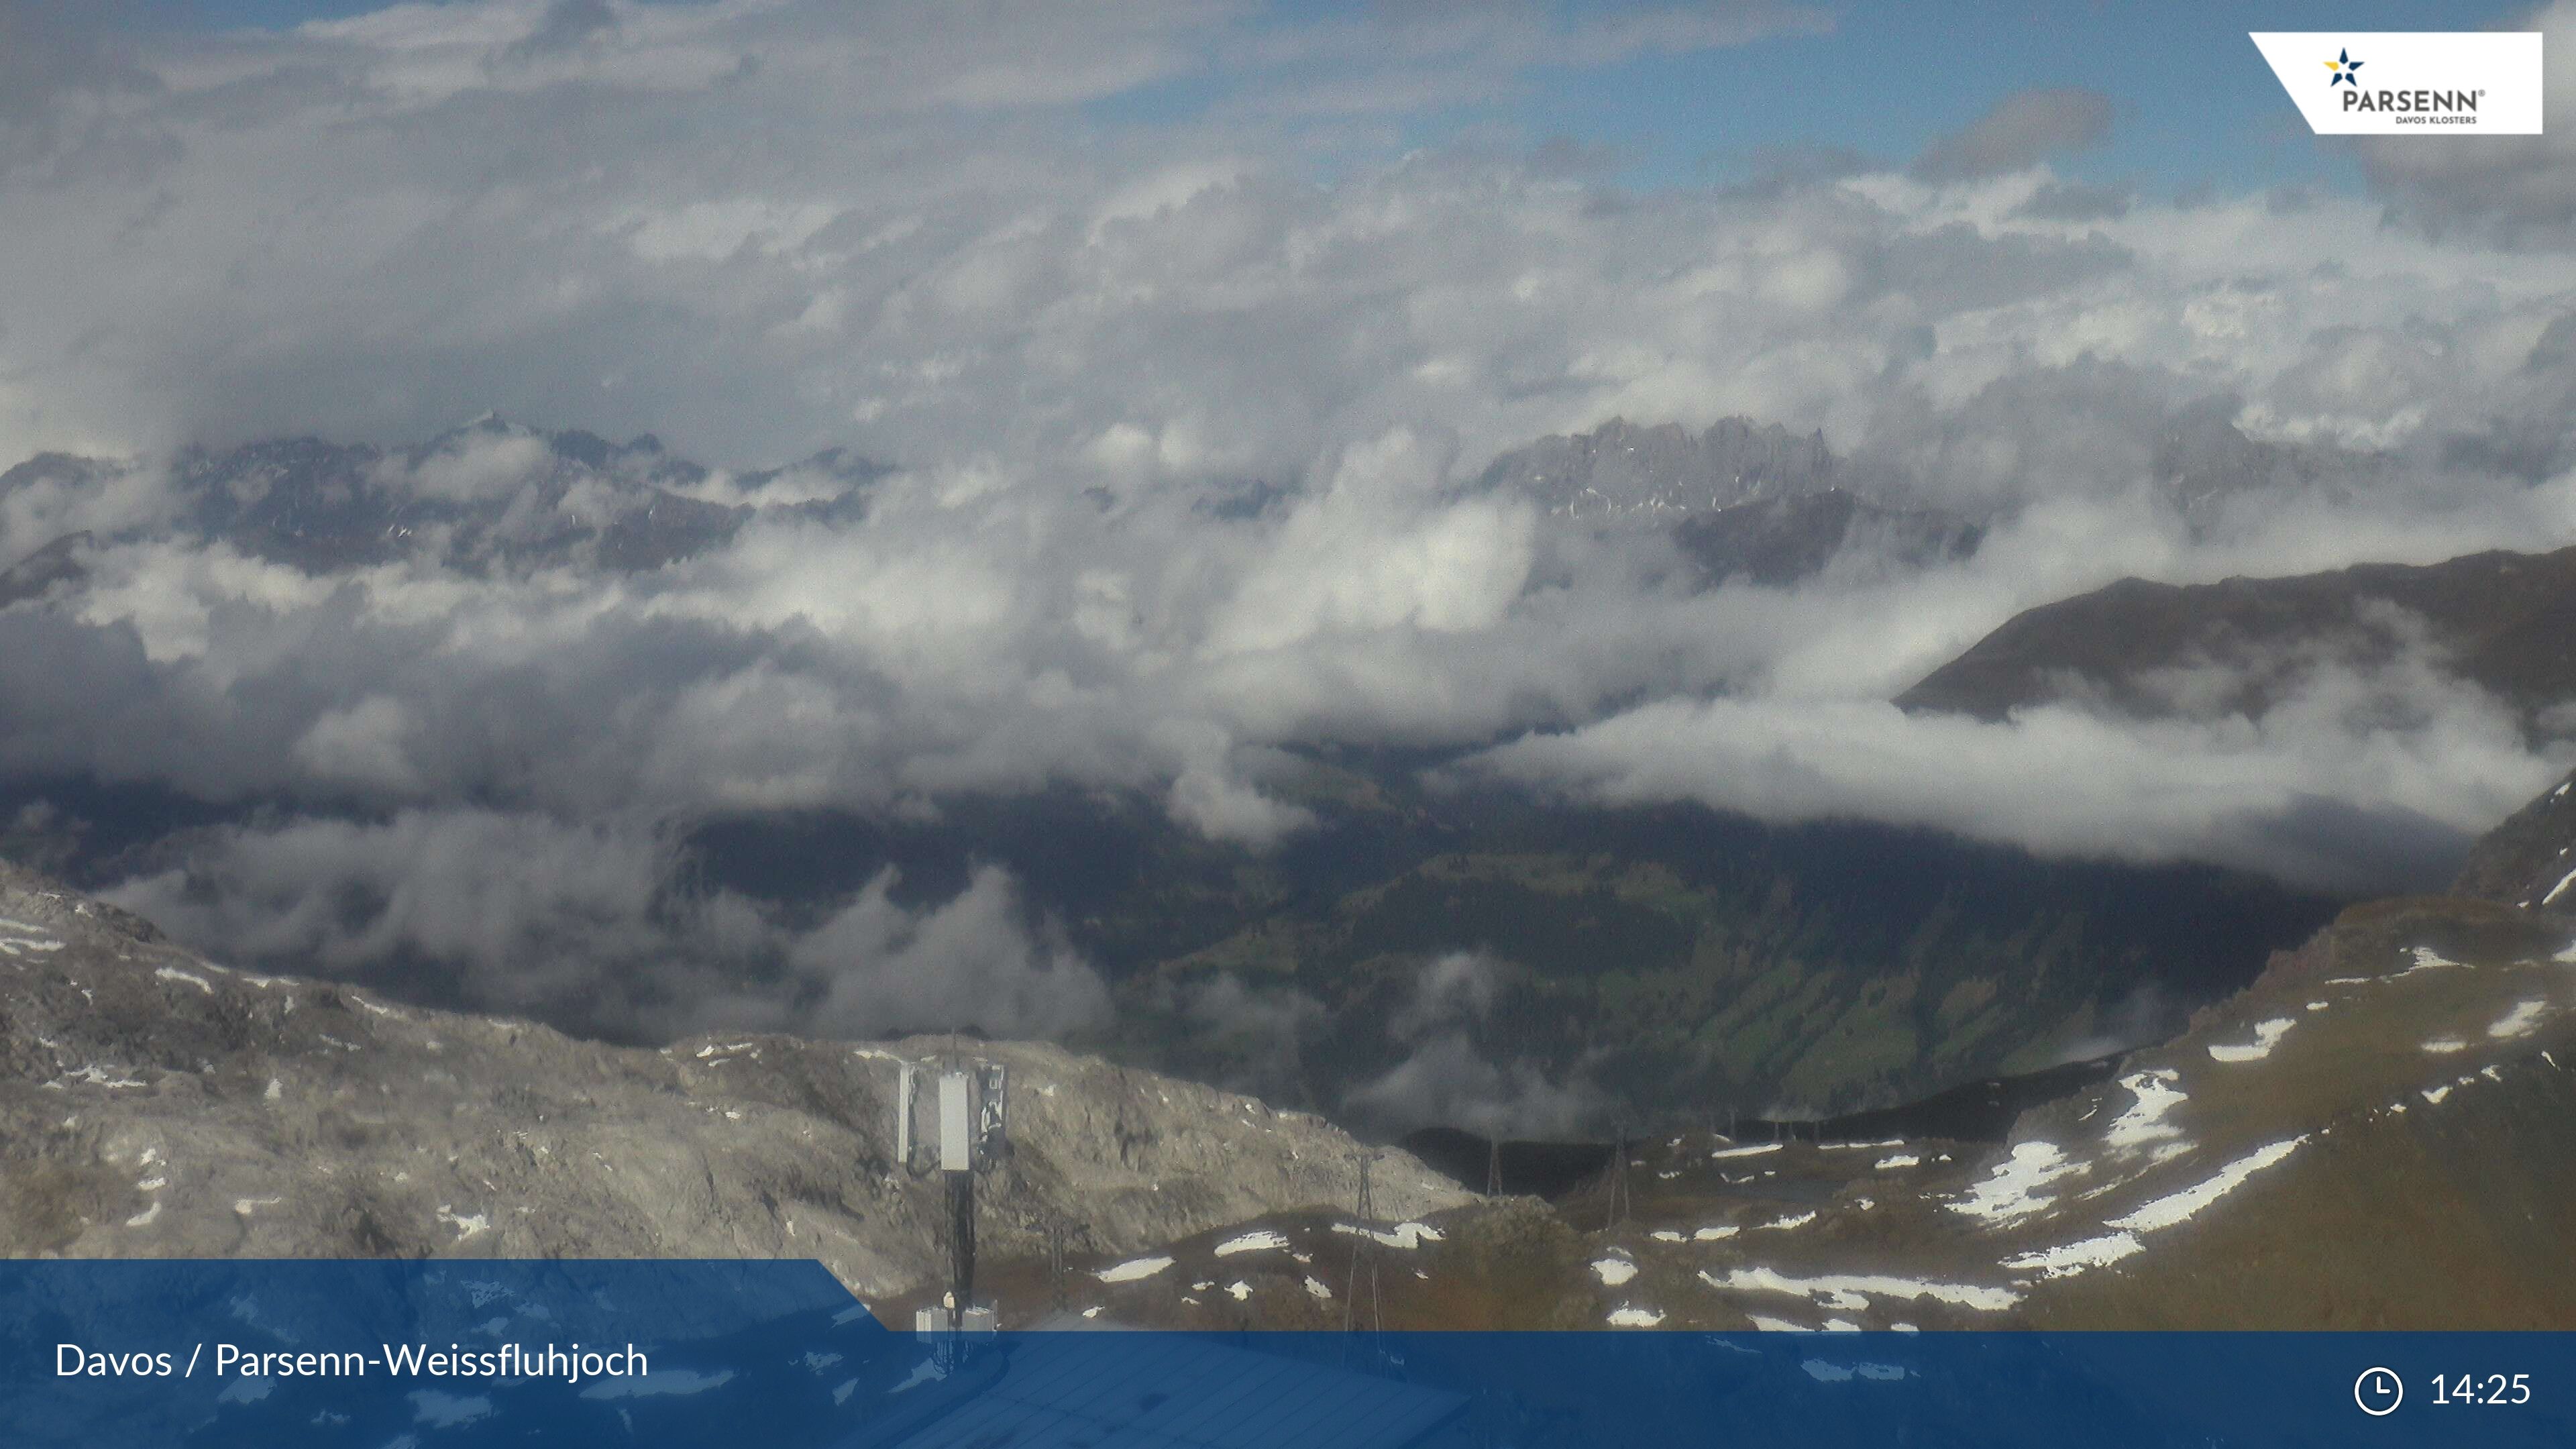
[2207,1018,2295,1063]
[1214,1230,1289,1256]
[2543,867,2576,908]
[2488,1000,2547,1039]
[1874,1154,1921,1171]
[1756,1210,1816,1232]
[2106,1139,2304,1234]
[1701,1267,2019,1312]
[154,966,214,994]
[1949,1141,2083,1223]
[409,1391,493,1429]
[2002,1233,2143,1279]
[2422,1038,2467,1055]
[2104,1071,2187,1152]
[1331,1220,1442,1249]
[1606,1307,1664,1328]
[1094,1256,1173,1284]
[1693,1226,1739,1241]
[582,1369,734,1400]
[1709,1142,1782,1161]
[2401,947,2467,975]
[436,1207,490,1242]
[1302,1277,1332,1300]
[1593,1258,1638,1287]
[1803,1360,1906,1383]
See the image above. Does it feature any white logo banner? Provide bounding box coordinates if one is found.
[2249,32,2542,135]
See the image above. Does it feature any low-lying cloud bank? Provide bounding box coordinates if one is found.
[5,0,2576,1065]
[109,808,1110,1045]
[1462,663,2550,896]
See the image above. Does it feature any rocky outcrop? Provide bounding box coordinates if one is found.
[0,859,1468,1304]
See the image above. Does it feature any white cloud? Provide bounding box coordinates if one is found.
[1465,659,2565,894]
[790,865,1111,1041]
[5,0,2576,1048]
[107,808,1105,1043]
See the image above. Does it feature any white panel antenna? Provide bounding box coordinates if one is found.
[938,1071,973,1172]
[895,1063,916,1169]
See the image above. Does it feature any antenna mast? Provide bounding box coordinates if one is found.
[900,1052,1008,1342]
[1342,1155,1383,1339]
[1604,1126,1631,1232]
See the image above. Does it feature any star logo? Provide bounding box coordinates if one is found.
[2324,48,2364,85]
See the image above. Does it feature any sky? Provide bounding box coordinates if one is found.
[5,0,2576,1071]
[164,0,2534,196]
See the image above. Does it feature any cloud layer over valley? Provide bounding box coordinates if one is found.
[6,0,2576,1077]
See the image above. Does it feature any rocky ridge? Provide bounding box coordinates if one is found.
[1896,546,2576,739]
[0,857,1468,1306]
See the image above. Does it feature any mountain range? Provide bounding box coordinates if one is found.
[0,417,2563,1147]
[5,764,2570,1330]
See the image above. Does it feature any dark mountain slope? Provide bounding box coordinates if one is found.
[2452,764,2576,913]
[1897,546,2576,735]
[1059,783,2576,1331]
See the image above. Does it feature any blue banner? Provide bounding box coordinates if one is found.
[3,1260,2571,1446]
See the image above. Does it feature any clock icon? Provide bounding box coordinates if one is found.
[2355,1366,2404,1417]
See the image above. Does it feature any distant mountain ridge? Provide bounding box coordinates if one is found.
[1472,417,1836,522]
[1469,416,1984,588]
[1898,545,2576,739]
[0,417,885,578]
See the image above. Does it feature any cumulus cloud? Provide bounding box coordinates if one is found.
[2354,1,2576,246]
[1343,1031,1613,1140]
[108,808,1106,1044]
[1463,651,2563,894]
[1911,87,2114,182]
[1385,950,1505,1041]
[1334,949,1611,1138]
[788,865,1111,1041]
[1,0,2575,1060]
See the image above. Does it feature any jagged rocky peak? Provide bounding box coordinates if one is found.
[0,857,1469,1303]
[1472,415,1985,588]
[1474,415,1837,524]
[2,420,890,582]
[1674,488,1983,589]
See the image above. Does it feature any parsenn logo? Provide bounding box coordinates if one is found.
[2250,32,2542,135]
